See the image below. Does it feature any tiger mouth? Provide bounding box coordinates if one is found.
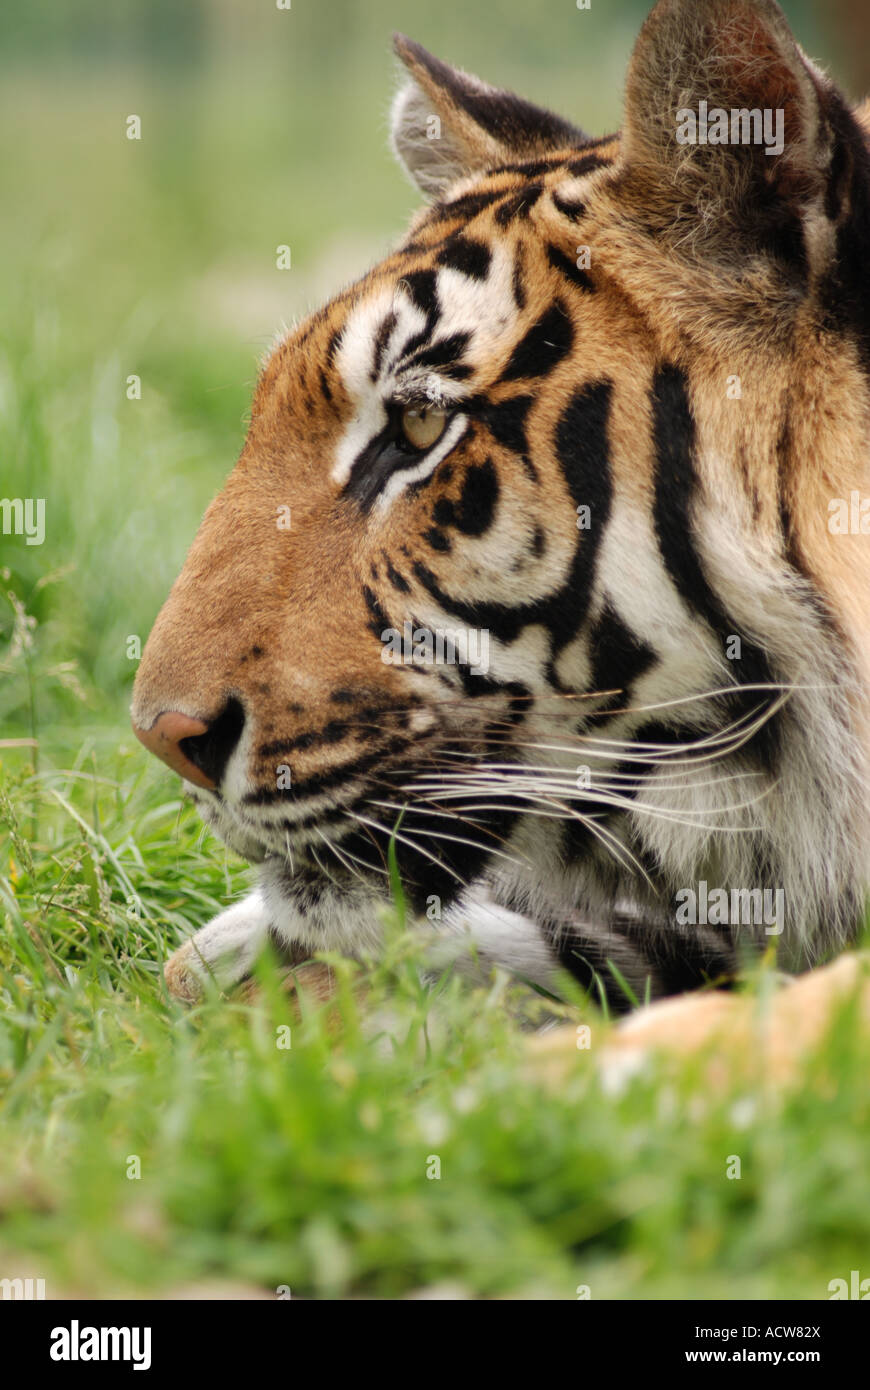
[185,753,523,907]
[188,784,343,871]
[188,781,408,887]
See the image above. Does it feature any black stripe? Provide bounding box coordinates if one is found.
[565,153,608,176]
[546,243,594,293]
[650,364,780,765]
[489,158,555,178]
[384,557,411,593]
[430,459,499,537]
[409,380,612,649]
[401,331,472,378]
[272,796,370,836]
[549,932,636,1013]
[494,184,544,226]
[501,301,573,382]
[472,393,539,481]
[588,603,656,702]
[621,918,739,997]
[257,703,411,761]
[541,919,647,1014]
[455,457,499,535]
[411,560,525,644]
[437,235,492,281]
[547,912,738,1010]
[244,737,411,804]
[553,380,613,625]
[424,188,505,226]
[478,393,533,456]
[325,329,341,366]
[362,582,391,637]
[399,269,439,317]
[512,244,527,309]
[423,527,450,552]
[371,311,398,380]
[551,191,586,221]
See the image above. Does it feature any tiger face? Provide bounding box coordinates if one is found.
[132,0,870,1007]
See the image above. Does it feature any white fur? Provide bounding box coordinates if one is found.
[173,890,271,992]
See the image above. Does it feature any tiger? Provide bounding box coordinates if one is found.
[131,0,870,1017]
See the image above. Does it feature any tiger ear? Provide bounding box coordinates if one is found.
[620,0,837,262]
[391,34,585,199]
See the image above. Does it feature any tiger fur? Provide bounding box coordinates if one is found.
[132,0,870,1012]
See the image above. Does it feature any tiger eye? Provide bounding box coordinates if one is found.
[400,403,448,450]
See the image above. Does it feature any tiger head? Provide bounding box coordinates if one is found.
[132,0,870,977]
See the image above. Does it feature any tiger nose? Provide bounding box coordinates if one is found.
[132,699,245,790]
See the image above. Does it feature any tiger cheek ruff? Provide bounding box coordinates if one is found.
[130,0,870,1010]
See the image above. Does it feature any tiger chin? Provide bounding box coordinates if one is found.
[132,0,870,1037]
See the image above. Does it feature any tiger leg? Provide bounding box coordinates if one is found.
[164,889,272,1002]
[435,892,743,1012]
[164,863,391,1003]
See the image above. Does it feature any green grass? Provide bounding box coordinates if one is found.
[2,734,870,1299]
[1,11,869,1300]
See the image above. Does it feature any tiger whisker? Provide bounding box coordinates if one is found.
[364,783,528,852]
[407,763,765,794]
[418,792,767,836]
[402,784,650,883]
[309,843,345,892]
[346,809,469,888]
[468,716,775,766]
[403,761,777,829]
[390,710,772,766]
[367,798,531,870]
[312,823,378,887]
[283,831,296,876]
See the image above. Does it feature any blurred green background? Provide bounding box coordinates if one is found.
[1,0,866,745]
